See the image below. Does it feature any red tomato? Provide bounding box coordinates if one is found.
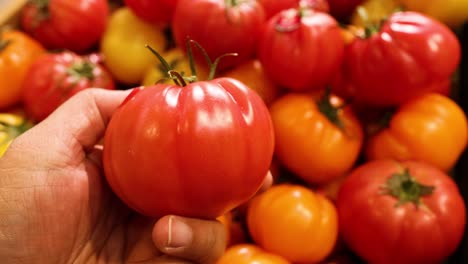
[124,0,178,25]
[172,0,265,71]
[20,0,109,53]
[22,52,115,122]
[258,0,330,19]
[258,8,344,92]
[103,77,274,219]
[337,160,466,264]
[327,0,363,19]
[332,11,461,107]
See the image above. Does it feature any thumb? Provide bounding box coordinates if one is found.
[153,215,227,264]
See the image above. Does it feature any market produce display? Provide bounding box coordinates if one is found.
[1,0,467,263]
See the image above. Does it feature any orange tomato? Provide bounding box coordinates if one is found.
[365,93,468,172]
[247,184,338,263]
[141,47,209,86]
[217,244,291,264]
[217,211,247,247]
[0,30,45,109]
[350,0,401,27]
[269,90,364,185]
[222,59,282,106]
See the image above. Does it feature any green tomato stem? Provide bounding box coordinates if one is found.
[168,70,187,87]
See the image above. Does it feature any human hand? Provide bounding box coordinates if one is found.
[0,88,270,263]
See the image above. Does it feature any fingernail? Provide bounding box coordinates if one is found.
[167,216,193,249]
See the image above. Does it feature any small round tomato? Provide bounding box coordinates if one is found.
[217,211,247,247]
[103,76,274,219]
[100,7,167,85]
[258,8,344,92]
[365,93,468,172]
[217,244,291,264]
[22,51,116,122]
[141,48,209,86]
[0,30,45,109]
[337,160,466,264]
[124,0,179,25]
[20,0,109,53]
[222,59,282,106]
[269,90,363,184]
[247,184,338,263]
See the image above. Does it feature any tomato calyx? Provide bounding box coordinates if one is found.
[381,168,435,208]
[146,39,237,86]
[67,61,95,81]
[31,0,51,27]
[225,0,249,7]
[317,88,345,130]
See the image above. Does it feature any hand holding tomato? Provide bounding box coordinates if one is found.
[0,88,229,264]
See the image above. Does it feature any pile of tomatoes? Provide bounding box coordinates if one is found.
[1,0,468,263]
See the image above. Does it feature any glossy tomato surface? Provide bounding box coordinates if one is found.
[172,0,265,71]
[258,8,344,92]
[337,160,466,264]
[103,78,274,219]
[247,184,338,263]
[333,11,461,107]
[20,0,109,53]
[22,52,115,122]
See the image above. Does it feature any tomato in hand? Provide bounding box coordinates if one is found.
[269,90,363,184]
[222,59,282,106]
[258,8,344,92]
[124,0,179,25]
[217,244,291,264]
[0,30,45,110]
[22,51,115,122]
[247,184,338,263]
[20,0,109,53]
[103,66,274,219]
[333,11,461,107]
[337,160,466,264]
[100,7,167,85]
[172,0,265,71]
[365,93,468,172]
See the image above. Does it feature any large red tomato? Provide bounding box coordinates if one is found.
[22,52,115,122]
[20,0,109,53]
[172,0,265,71]
[337,160,466,264]
[332,11,461,107]
[124,0,178,25]
[258,8,344,92]
[103,77,274,219]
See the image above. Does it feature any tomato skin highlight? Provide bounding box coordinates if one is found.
[257,8,345,92]
[20,0,109,53]
[103,78,275,219]
[337,159,467,264]
[333,11,461,107]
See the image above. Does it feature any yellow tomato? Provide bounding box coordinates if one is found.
[217,244,291,264]
[141,48,209,86]
[222,59,282,106]
[0,112,34,157]
[351,0,401,27]
[100,7,167,85]
[398,0,468,28]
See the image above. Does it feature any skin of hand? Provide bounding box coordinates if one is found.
[0,88,271,264]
